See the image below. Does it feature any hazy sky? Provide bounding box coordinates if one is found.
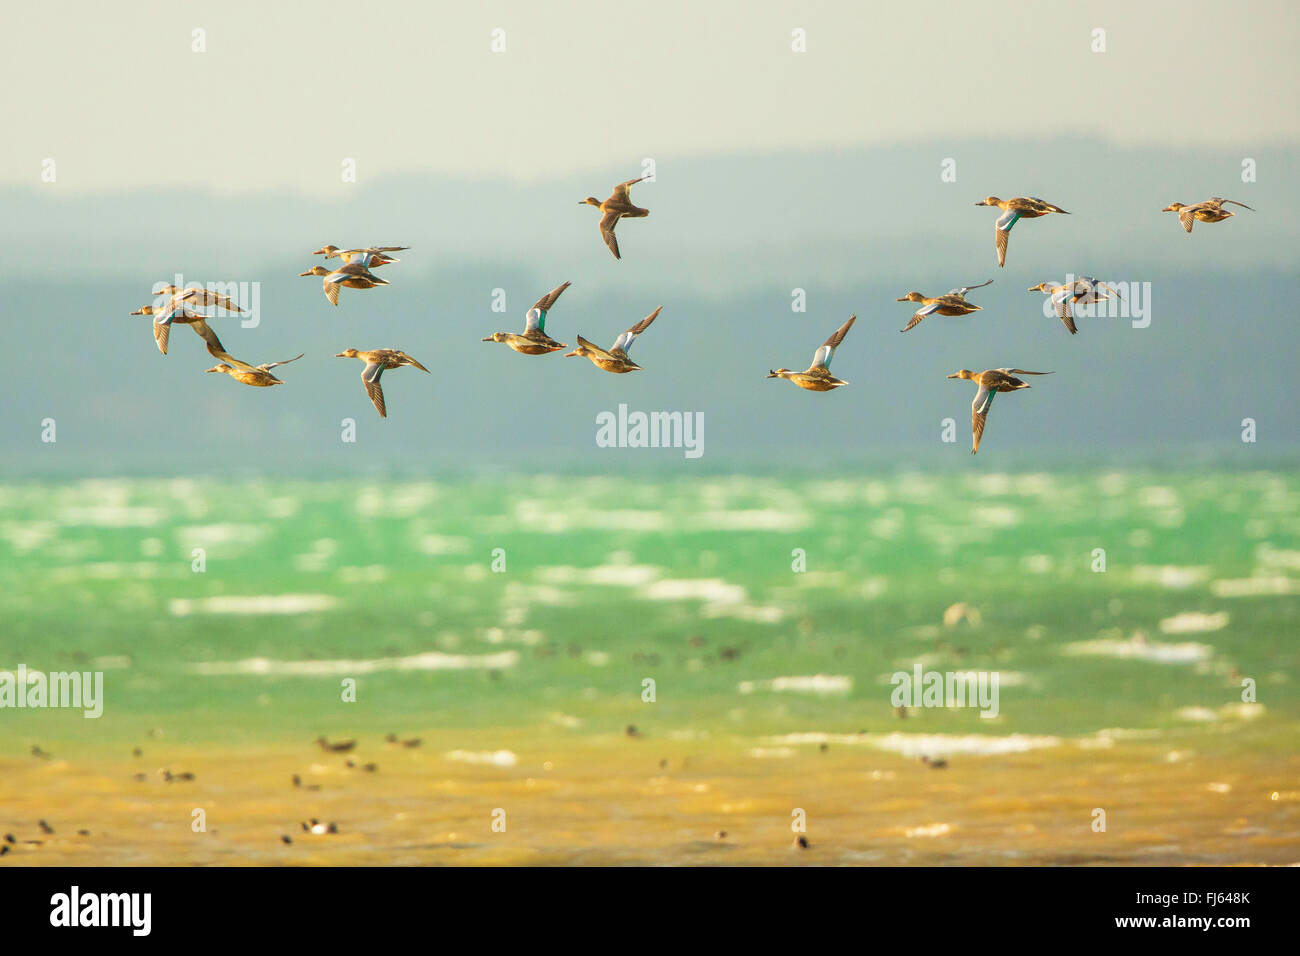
[3,0,1298,195]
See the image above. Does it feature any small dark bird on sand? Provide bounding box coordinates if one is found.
[316,736,356,753]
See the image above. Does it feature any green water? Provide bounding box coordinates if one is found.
[2,469,1296,754]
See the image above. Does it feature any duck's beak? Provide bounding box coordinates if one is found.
[481,336,494,342]
[204,366,221,373]
[334,352,348,358]
[563,349,580,357]
[299,270,313,277]
[974,200,989,206]
[766,370,779,378]
[311,247,330,255]
[946,373,960,379]
[130,307,147,315]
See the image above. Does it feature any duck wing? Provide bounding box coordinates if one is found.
[361,363,387,418]
[190,319,238,362]
[1051,289,1078,334]
[609,177,646,202]
[612,307,662,354]
[531,280,571,315]
[599,210,622,259]
[152,319,170,355]
[813,314,855,364]
[259,353,305,371]
[993,211,1021,267]
[971,385,995,454]
[900,304,938,333]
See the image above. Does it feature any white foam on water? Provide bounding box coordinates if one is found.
[294,538,338,572]
[1212,576,1298,597]
[482,627,543,646]
[1159,611,1229,634]
[1181,702,1265,722]
[874,670,1031,688]
[971,505,1021,528]
[174,523,265,550]
[265,496,300,519]
[641,578,747,604]
[787,570,848,588]
[702,602,784,623]
[512,501,666,533]
[58,506,164,527]
[170,594,340,616]
[1176,706,1220,722]
[767,732,1061,756]
[50,562,172,580]
[1063,636,1213,663]
[1132,565,1211,589]
[189,649,518,676]
[1256,544,1300,571]
[1,521,57,551]
[444,750,517,767]
[502,582,575,606]
[355,483,439,518]
[536,564,661,587]
[748,747,796,759]
[738,675,852,695]
[1139,486,1180,508]
[698,509,809,531]
[1021,554,1054,574]
[415,534,471,555]
[901,823,953,838]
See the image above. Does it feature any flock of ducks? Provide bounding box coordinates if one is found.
[129,180,1253,450]
[761,191,1251,452]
